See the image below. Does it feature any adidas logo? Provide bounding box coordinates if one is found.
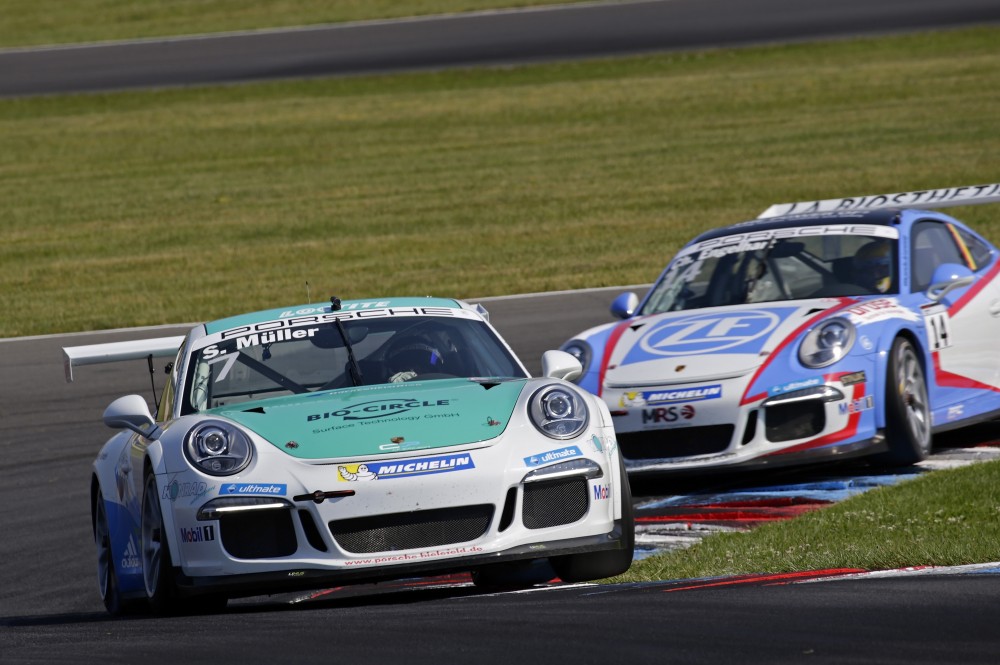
[120,535,141,570]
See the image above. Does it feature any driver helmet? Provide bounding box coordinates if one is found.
[386,338,445,376]
[855,240,893,293]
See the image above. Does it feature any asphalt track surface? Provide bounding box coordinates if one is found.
[5,2,1000,662]
[2,0,1000,97]
[4,288,1000,664]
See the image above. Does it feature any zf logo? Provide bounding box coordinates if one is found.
[642,404,695,424]
[639,310,781,356]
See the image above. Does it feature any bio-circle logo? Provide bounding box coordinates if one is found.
[639,310,781,356]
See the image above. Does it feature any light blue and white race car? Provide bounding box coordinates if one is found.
[65,297,632,615]
[562,184,1000,475]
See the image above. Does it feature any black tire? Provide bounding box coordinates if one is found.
[94,488,142,616]
[550,459,635,583]
[141,471,179,614]
[141,471,228,615]
[879,337,932,466]
[471,559,555,591]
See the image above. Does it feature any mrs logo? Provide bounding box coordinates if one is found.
[639,310,781,356]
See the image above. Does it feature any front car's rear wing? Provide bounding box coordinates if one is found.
[759,183,1000,219]
[63,336,185,382]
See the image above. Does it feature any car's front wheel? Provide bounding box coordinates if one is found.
[141,470,178,614]
[550,460,635,583]
[880,337,932,465]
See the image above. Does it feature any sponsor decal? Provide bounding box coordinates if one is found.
[343,545,484,566]
[338,453,475,481]
[114,448,133,504]
[947,404,965,421]
[162,480,212,503]
[179,525,216,543]
[839,371,866,387]
[378,440,426,452]
[845,298,919,326]
[307,399,453,422]
[636,309,784,357]
[220,483,287,496]
[838,395,874,415]
[769,377,823,396]
[592,484,610,501]
[121,535,141,571]
[486,417,502,426]
[642,404,696,425]
[643,384,722,405]
[524,445,583,467]
[678,226,899,259]
[620,392,645,407]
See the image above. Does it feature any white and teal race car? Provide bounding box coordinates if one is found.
[65,297,633,615]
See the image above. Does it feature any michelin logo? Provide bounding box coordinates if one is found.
[524,446,582,467]
[643,384,722,405]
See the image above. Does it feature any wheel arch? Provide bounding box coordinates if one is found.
[873,324,928,430]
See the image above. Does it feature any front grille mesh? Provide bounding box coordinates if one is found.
[522,477,588,529]
[618,425,734,460]
[329,505,493,554]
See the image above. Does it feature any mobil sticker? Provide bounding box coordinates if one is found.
[622,308,797,364]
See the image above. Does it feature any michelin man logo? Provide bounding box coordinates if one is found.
[338,464,378,481]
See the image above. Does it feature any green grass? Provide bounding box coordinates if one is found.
[614,460,1000,583]
[0,0,589,48]
[2,27,999,337]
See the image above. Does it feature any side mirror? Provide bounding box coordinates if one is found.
[927,263,975,303]
[541,350,583,383]
[610,292,639,320]
[103,394,161,440]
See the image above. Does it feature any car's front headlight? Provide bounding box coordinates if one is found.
[798,317,856,368]
[560,340,592,379]
[184,420,253,476]
[529,385,589,439]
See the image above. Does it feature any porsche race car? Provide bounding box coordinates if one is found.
[561,183,1000,475]
[65,297,633,614]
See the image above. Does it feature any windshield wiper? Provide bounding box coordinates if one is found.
[331,297,364,387]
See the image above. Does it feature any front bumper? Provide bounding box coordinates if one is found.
[605,371,883,473]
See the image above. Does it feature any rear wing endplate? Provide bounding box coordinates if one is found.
[759,183,1000,219]
[63,336,185,383]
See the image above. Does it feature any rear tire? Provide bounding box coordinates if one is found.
[550,460,635,583]
[879,337,932,466]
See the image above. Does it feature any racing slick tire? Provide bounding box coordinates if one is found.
[878,337,932,466]
[472,559,556,590]
[141,470,227,615]
[550,460,635,583]
[94,488,142,616]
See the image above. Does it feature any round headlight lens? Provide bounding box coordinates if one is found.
[798,318,856,368]
[184,421,253,476]
[529,385,590,439]
[559,341,592,380]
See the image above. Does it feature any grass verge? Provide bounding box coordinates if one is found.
[612,461,1000,583]
[2,27,998,337]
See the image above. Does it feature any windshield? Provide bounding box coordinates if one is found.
[640,227,899,314]
[182,313,526,413]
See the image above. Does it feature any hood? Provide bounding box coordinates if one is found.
[603,300,846,388]
[211,378,526,460]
